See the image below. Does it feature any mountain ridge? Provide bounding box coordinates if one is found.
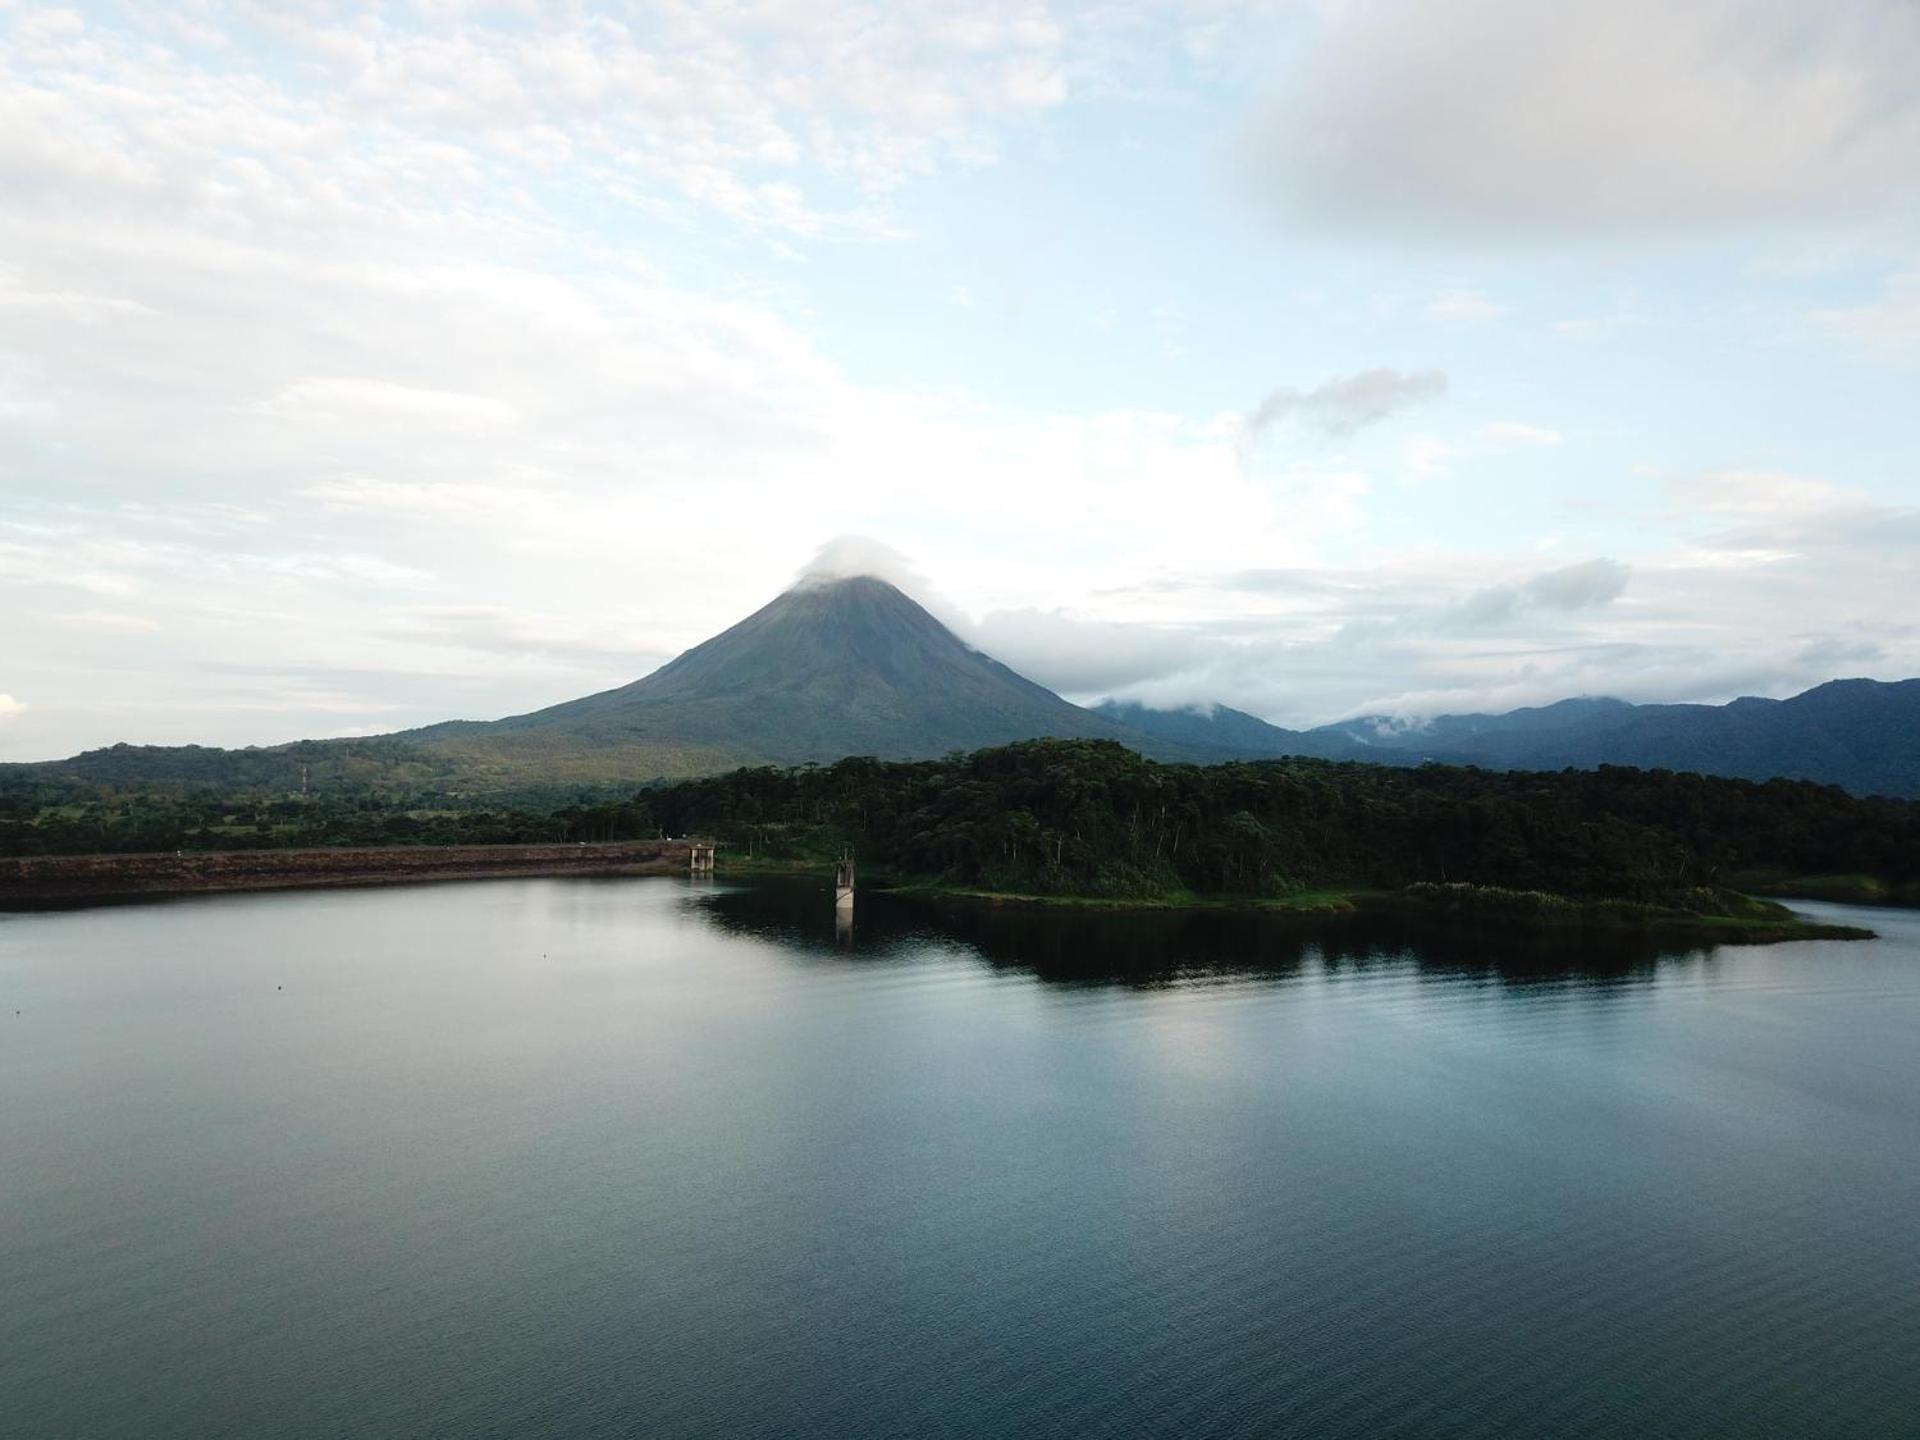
[1096,677,1920,798]
[4,576,1917,798]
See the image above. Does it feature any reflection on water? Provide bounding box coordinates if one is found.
[2,877,1916,1439]
[694,874,1692,990]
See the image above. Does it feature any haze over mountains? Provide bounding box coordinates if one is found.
[7,575,1919,799]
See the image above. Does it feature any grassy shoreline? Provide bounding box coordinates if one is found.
[879,881,1373,916]
[0,843,1877,943]
[741,867,1874,943]
[1732,871,1920,909]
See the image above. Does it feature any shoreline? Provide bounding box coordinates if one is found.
[1735,872,1920,910]
[871,878,1875,944]
[0,846,1880,942]
[0,840,698,908]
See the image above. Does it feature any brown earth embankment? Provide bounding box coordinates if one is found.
[0,841,697,907]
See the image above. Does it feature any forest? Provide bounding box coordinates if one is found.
[643,740,1919,906]
[7,737,1904,906]
[11,739,1908,910]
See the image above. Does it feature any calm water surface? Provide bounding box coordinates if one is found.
[3,878,1917,1437]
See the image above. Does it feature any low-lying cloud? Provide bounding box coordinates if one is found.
[965,609,1198,696]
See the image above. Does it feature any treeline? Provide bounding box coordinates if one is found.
[0,736,460,794]
[0,788,658,857]
[643,741,1920,903]
[6,740,1918,908]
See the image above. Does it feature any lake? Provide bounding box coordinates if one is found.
[3,877,1917,1437]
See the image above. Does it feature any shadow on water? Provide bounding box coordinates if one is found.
[690,875,1701,991]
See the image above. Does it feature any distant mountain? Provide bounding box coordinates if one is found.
[1334,679,1920,798]
[1098,679,1920,798]
[1320,696,1639,749]
[9,573,1918,799]
[1091,700,1337,760]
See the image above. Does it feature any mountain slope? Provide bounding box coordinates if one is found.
[1343,679,1920,797]
[410,576,1143,772]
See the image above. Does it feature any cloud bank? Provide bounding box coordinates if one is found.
[1455,559,1630,626]
[1243,0,1920,238]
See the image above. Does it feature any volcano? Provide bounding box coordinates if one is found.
[404,575,1144,781]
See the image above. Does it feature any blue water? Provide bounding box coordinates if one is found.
[2,879,1917,1437]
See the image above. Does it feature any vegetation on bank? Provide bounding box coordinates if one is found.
[3,739,1913,935]
[863,879,1868,940]
[0,785,657,857]
[1392,882,1870,942]
[647,740,1915,902]
[879,881,1372,915]
[1730,871,1920,908]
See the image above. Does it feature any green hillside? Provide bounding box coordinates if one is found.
[0,577,1164,801]
[406,575,1141,768]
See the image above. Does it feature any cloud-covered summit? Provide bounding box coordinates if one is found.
[794,536,929,593]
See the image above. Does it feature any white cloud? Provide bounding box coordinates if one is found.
[266,379,521,429]
[1424,289,1506,323]
[44,610,162,635]
[795,536,937,595]
[965,609,1198,695]
[1478,421,1563,449]
[1810,262,1920,353]
[1669,469,1852,519]
[301,477,553,525]
[1241,0,1920,238]
[0,694,23,722]
[385,606,672,672]
[1400,435,1456,481]
[1399,420,1560,482]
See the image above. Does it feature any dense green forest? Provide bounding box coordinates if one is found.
[6,740,1916,910]
[0,781,649,856]
[644,741,1919,905]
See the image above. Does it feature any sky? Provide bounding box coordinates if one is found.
[2,0,1918,760]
